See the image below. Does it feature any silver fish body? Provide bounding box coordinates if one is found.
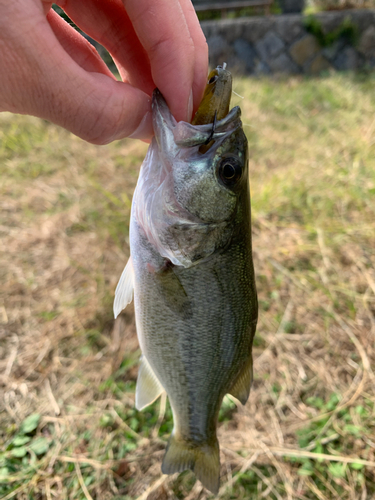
[114,89,258,493]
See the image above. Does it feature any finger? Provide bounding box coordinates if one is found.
[54,0,155,95]
[178,0,208,116]
[123,0,196,122]
[54,0,208,122]
[46,9,115,78]
[0,1,152,144]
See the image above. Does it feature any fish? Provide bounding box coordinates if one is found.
[114,68,258,494]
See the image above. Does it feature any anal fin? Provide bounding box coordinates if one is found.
[227,355,253,405]
[113,257,134,319]
[135,356,165,411]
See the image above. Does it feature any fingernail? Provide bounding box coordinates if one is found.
[129,111,153,140]
[187,90,193,123]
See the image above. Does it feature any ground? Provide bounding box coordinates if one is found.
[0,73,375,500]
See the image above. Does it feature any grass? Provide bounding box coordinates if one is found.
[1,72,375,499]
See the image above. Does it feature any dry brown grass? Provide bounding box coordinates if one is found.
[1,73,375,499]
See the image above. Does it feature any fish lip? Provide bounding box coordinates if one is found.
[152,88,173,119]
[173,107,242,148]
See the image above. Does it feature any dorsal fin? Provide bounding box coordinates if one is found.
[227,355,253,405]
[113,257,134,319]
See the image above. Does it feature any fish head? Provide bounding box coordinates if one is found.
[134,90,249,268]
[153,89,248,225]
[172,122,248,225]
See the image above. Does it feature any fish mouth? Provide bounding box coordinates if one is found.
[152,88,242,150]
[173,105,242,149]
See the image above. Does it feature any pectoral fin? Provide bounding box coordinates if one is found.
[135,356,165,411]
[113,257,134,319]
[227,355,253,405]
[155,265,192,319]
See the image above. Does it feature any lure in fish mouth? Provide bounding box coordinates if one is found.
[114,67,258,494]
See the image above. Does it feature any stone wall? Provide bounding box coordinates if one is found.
[201,9,375,74]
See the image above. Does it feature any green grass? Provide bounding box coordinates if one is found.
[1,73,375,499]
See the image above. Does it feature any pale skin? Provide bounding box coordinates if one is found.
[0,0,208,144]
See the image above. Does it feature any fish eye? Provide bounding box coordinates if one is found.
[208,75,218,85]
[218,156,242,187]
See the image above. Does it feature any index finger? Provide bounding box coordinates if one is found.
[178,0,208,117]
[123,0,206,123]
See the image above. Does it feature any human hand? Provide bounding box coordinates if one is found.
[0,0,208,144]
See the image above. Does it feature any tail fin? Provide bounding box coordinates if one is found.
[161,434,220,494]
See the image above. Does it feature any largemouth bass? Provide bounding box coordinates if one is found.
[114,69,258,494]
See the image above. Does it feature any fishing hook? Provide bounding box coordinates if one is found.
[205,110,217,145]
